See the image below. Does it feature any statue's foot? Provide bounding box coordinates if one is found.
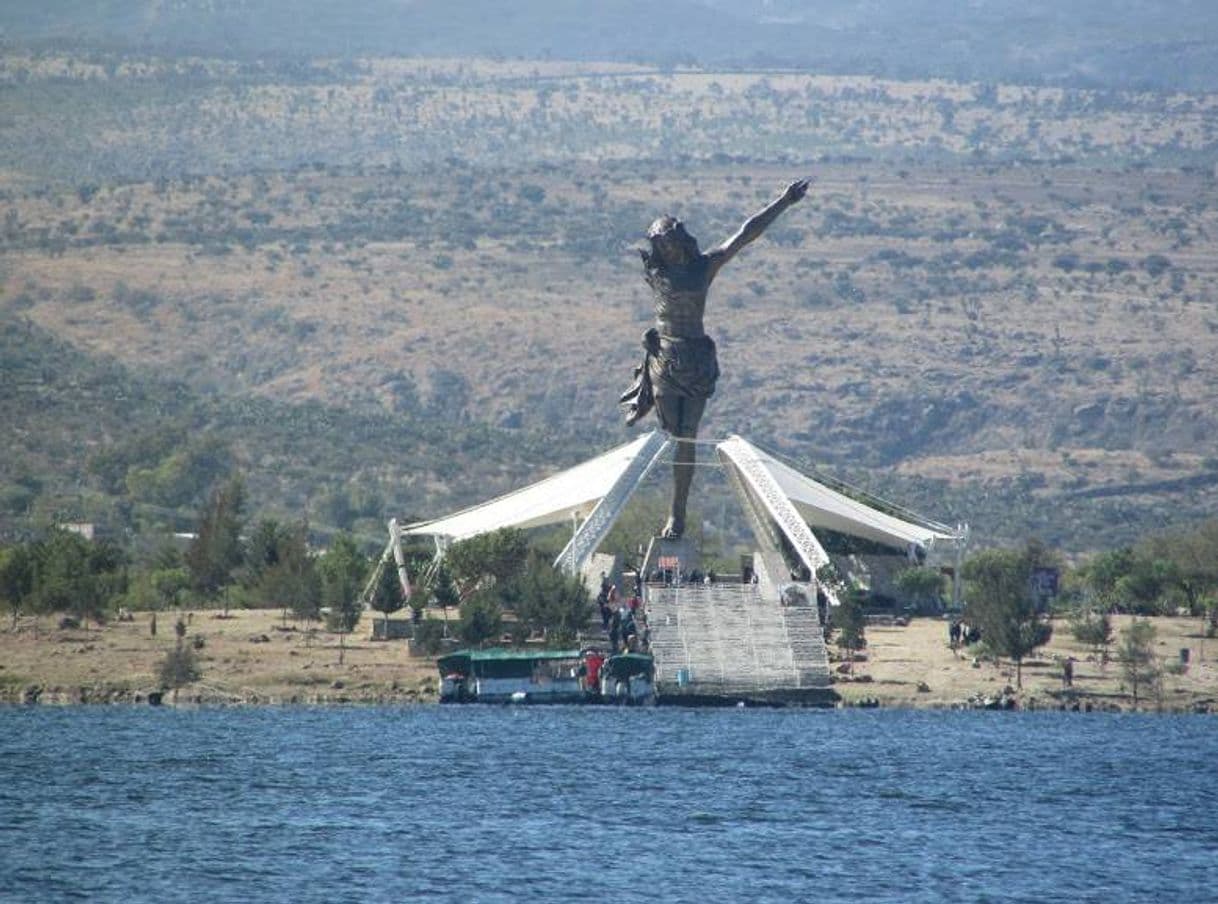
[661,516,684,540]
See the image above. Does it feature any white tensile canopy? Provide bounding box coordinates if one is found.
[722,436,958,552]
[397,432,960,567]
[400,431,664,543]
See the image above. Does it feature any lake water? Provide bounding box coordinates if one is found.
[1,707,1214,902]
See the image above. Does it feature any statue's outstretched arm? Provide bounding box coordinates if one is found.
[707,179,809,278]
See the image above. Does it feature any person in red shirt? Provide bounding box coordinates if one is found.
[584,651,605,694]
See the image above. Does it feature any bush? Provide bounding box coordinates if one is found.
[158,643,201,700]
[1142,254,1171,278]
[1117,618,1160,705]
[1069,608,1112,657]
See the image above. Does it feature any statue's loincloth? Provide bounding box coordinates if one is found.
[619,327,719,428]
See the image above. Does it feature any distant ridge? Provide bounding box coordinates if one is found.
[3,0,1217,91]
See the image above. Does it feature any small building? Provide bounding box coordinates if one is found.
[60,522,96,541]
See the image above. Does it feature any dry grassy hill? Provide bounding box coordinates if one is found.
[3,55,1217,550]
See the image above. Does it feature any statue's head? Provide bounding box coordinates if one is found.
[646,215,699,267]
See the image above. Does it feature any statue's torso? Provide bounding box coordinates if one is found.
[648,255,711,338]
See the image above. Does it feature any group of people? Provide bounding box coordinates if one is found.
[948,620,981,651]
[597,573,649,654]
[645,567,720,587]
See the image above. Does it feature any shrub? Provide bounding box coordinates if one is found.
[1069,608,1112,658]
[1142,254,1171,278]
[158,643,201,702]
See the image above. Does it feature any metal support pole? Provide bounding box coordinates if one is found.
[952,522,968,610]
[569,512,580,577]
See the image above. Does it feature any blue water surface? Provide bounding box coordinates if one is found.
[1,707,1214,903]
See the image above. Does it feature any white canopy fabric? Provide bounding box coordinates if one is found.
[401,431,662,542]
[722,436,958,551]
[399,430,958,555]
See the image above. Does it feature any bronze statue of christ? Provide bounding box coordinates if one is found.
[620,178,809,540]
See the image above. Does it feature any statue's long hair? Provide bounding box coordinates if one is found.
[641,215,685,283]
[640,243,671,295]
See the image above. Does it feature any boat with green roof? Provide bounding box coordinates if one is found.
[437,647,654,704]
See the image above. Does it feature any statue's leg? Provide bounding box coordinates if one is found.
[655,394,705,539]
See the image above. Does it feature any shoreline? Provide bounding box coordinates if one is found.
[2,609,1215,714]
[5,685,1214,715]
[3,692,1214,714]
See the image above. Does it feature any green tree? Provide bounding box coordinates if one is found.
[458,591,502,647]
[1082,547,1136,607]
[397,550,434,620]
[185,476,246,609]
[31,529,125,626]
[150,567,191,611]
[125,438,234,508]
[158,625,201,704]
[1142,520,1218,616]
[1069,607,1113,662]
[86,539,128,621]
[893,567,946,612]
[122,563,189,614]
[150,541,185,572]
[445,528,529,595]
[834,587,867,671]
[429,564,460,624]
[1117,618,1160,707]
[31,530,95,618]
[253,521,320,624]
[1083,542,1184,615]
[1085,521,1218,618]
[1114,556,1176,614]
[504,553,592,646]
[319,534,366,618]
[368,557,405,636]
[0,545,34,628]
[1206,596,1218,639]
[320,533,367,663]
[963,543,1053,688]
[243,518,287,588]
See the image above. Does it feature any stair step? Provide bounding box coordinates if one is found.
[645,584,830,691]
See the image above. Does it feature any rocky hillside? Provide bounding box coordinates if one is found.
[2,52,1216,552]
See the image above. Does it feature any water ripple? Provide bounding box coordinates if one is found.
[1,707,1215,902]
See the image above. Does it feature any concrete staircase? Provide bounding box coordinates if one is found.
[645,582,830,695]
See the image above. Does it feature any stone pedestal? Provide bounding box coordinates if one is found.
[641,535,701,583]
